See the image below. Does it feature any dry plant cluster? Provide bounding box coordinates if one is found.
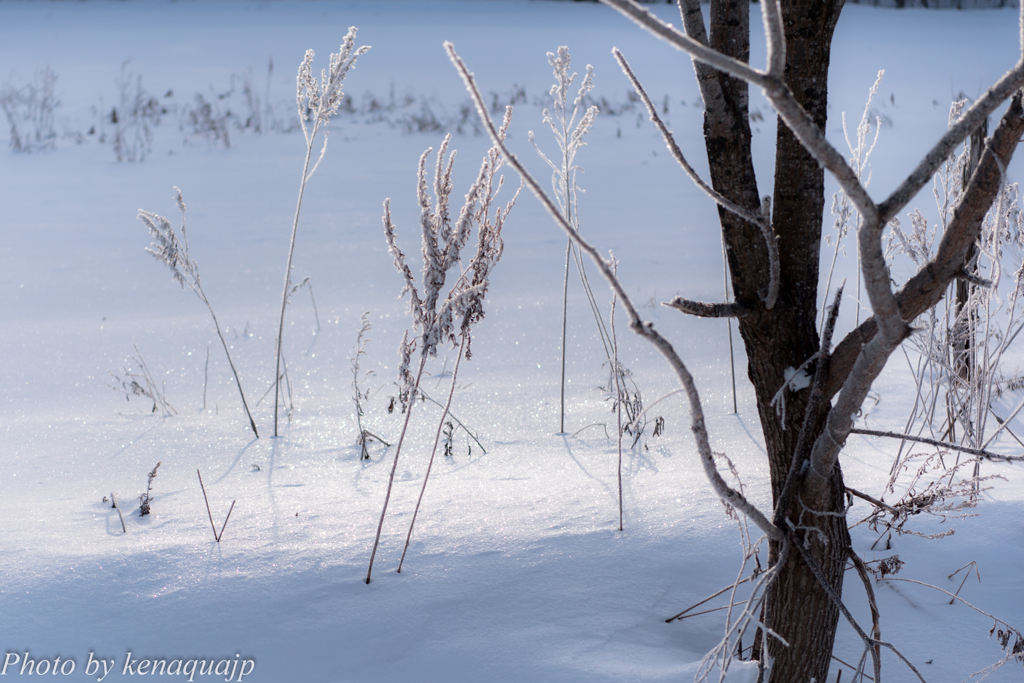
[87,2,1024,680]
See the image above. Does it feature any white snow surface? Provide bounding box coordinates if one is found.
[1,1,1023,681]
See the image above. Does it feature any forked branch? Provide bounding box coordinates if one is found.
[788,523,926,683]
[446,42,782,543]
[609,49,764,226]
[597,0,1024,490]
[826,94,1024,402]
[613,47,779,311]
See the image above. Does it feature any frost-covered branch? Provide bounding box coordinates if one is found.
[447,41,783,543]
[826,94,1024,404]
[850,428,1023,463]
[598,0,1024,488]
[613,47,779,311]
[600,0,877,229]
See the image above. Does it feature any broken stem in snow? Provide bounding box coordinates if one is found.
[111,493,126,534]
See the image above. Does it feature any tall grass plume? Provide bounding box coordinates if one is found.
[139,187,259,438]
[273,28,369,436]
[366,109,521,583]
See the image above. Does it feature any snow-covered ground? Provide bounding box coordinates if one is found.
[1,1,1022,681]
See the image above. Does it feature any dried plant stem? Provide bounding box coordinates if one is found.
[218,501,236,542]
[202,344,209,412]
[570,423,609,439]
[274,124,319,437]
[845,486,898,516]
[831,655,874,682]
[417,388,487,455]
[352,312,378,459]
[611,278,624,531]
[559,240,570,434]
[111,492,126,534]
[197,468,220,542]
[366,355,428,584]
[275,32,369,436]
[197,469,235,542]
[881,577,1006,622]
[205,301,258,438]
[306,279,321,332]
[139,189,257,437]
[398,334,467,573]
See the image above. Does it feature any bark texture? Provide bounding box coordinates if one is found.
[693,0,846,679]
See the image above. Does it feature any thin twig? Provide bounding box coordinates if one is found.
[850,428,1022,462]
[772,284,844,528]
[666,575,755,622]
[831,655,874,682]
[948,560,980,604]
[613,47,778,310]
[217,500,236,543]
[667,604,734,621]
[846,486,898,516]
[849,548,882,668]
[611,263,624,531]
[881,577,1014,628]
[560,240,570,434]
[202,344,209,412]
[447,41,782,543]
[417,387,487,455]
[570,423,610,440]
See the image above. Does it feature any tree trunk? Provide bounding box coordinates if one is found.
[694,0,847,679]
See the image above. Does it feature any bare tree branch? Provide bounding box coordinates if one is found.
[600,0,878,230]
[759,0,786,78]
[447,41,784,543]
[613,47,780,310]
[955,268,993,288]
[878,63,1024,224]
[664,296,751,319]
[849,428,1024,463]
[827,94,1024,402]
[601,0,765,86]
